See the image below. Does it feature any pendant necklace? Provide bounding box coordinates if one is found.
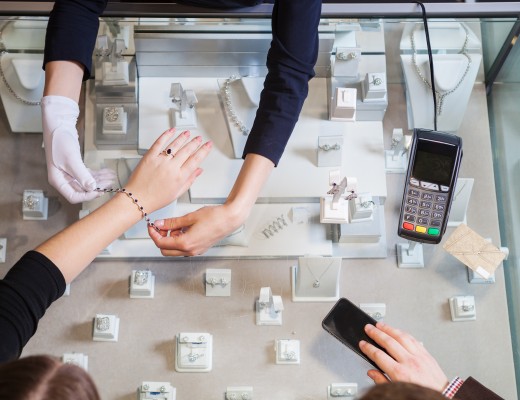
[221,75,250,136]
[410,24,471,116]
[306,258,335,288]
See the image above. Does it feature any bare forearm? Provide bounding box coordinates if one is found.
[43,61,84,102]
[35,194,142,283]
[225,153,274,221]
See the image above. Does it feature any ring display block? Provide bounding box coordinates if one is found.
[62,352,89,371]
[92,314,120,342]
[449,295,476,322]
[129,270,155,298]
[22,189,48,220]
[275,339,301,365]
[175,332,213,372]
[102,61,130,86]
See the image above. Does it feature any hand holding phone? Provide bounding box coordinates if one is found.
[322,297,388,370]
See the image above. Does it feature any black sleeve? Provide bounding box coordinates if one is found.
[242,0,322,166]
[43,0,108,81]
[455,377,505,400]
[0,251,66,364]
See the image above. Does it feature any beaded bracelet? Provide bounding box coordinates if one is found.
[96,188,159,231]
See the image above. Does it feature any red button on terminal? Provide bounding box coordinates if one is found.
[403,222,414,231]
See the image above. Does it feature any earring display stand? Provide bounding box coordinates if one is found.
[175,332,213,372]
[317,135,344,167]
[447,178,474,227]
[385,128,410,174]
[292,256,341,302]
[397,240,424,268]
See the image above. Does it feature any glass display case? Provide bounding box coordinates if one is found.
[0,2,519,399]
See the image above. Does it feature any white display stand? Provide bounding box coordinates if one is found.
[317,135,344,167]
[62,352,89,370]
[292,256,341,302]
[385,128,410,173]
[22,189,48,220]
[175,332,213,372]
[256,287,284,326]
[92,314,120,342]
[226,387,253,400]
[448,178,474,227]
[129,270,155,298]
[205,268,231,296]
[275,339,301,365]
[0,238,6,263]
[396,240,424,268]
[0,53,44,132]
[449,295,476,322]
[359,303,386,321]
[328,383,358,399]
[329,87,357,121]
[138,382,176,400]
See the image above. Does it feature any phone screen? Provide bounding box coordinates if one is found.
[322,297,387,370]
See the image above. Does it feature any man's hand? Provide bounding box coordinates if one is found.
[41,95,114,203]
[359,322,449,393]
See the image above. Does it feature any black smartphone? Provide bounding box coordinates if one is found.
[322,297,387,371]
[398,128,463,244]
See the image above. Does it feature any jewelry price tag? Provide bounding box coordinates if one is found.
[443,224,506,279]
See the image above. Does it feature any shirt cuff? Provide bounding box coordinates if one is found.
[442,376,465,398]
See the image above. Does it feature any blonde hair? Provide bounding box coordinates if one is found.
[0,355,100,400]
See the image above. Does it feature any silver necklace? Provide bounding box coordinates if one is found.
[221,75,250,136]
[410,24,471,116]
[306,258,335,288]
[0,27,41,106]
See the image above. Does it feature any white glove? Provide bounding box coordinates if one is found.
[41,95,115,204]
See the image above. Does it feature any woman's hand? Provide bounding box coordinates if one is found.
[148,204,243,256]
[359,322,449,393]
[125,128,212,213]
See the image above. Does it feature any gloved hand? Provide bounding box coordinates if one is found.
[41,96,115,204]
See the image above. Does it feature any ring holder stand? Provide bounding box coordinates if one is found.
[385,128,411,173]
[62,352,89,371]
[22,189,48,220]
[129,270,155,299]
[275,339,301,365]
[205,268,231,296]
[175,332,213,372]
[329,87,357,121]
[397,240,424,268]
[327,383,358,399]
[94,36,138,150]
[92,314,120,342]
[170,82,198,129]
[447,178,474,227]
[320,171,358,224]
[226,386,253,400]
[137,382,176,400]
[449,295,476,321]
[348,193,375,223]
[292,256,341,302]
[361,72,387,101]
[256,287,284,325]
[0,238,6,263]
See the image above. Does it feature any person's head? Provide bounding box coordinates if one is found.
[360,382,446,400]
[0,355,100,400]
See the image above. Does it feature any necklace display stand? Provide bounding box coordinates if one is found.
[400,22,482,132]
[397,239,424,268]
[0,53,44,132]
[292,256,341,302]
[447,178,474,227]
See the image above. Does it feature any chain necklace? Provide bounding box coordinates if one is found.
[221,75,250,136]
[410,24,471,116]
[305,258,335,288]
[0,27,41,106]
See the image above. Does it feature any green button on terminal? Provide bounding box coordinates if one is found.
[428,227,440,236]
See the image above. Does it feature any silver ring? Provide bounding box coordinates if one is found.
[134,270,149,286]
[104,106,120,123]
[23,195,39,210]
[96,316,110,331]
[371,77,383,86]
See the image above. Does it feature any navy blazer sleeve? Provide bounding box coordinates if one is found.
[43,0,108,81]
[0,251,66,363]
[243,0,321,165]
